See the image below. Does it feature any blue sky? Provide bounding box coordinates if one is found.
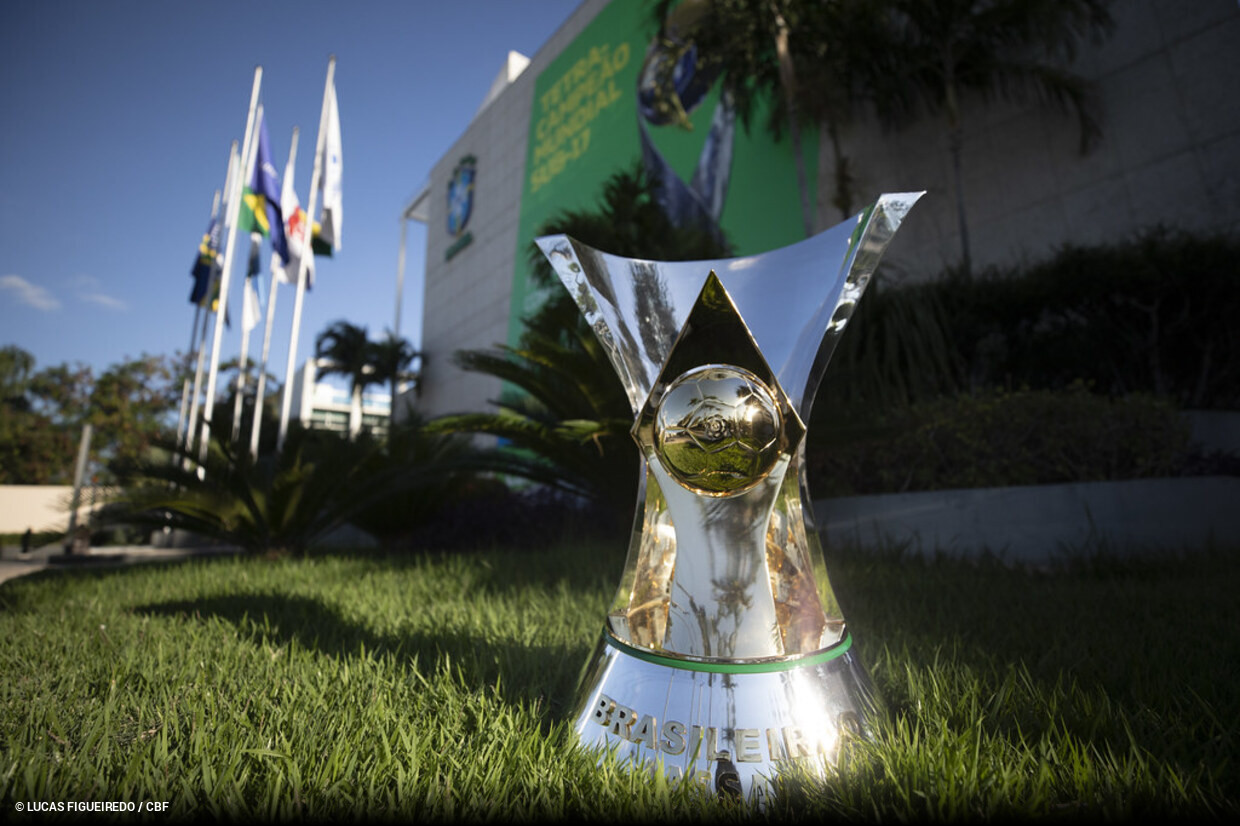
[1,0,580,387]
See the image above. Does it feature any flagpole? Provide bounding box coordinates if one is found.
[188,304,203,365]
[200,66,262,468]
[230,237,257,446]
[175,188,220,457]
[175,306,201,453]
[182,289,212,457]
[248,259,280,457]
[277,55,335,453]
[185,146,236,462]
[231,104,264,448]
[183,279,214,462]
[250,125,299,458]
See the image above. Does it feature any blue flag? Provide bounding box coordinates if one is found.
[238,114,289,264]
[189,215,221,305]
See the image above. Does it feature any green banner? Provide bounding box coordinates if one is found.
[510,0,817,348]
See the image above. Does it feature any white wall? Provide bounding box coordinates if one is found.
[825,0,1240,279]
[0,486,84,534]
[416,0,610,419]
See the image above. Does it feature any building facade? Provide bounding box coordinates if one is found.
[408,0,1240,420]
[288,359,391,438]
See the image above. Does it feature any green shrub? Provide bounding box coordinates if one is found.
[105,425,474,558]
[820,275,964,409]
[809,385,1191,496]
[815,226,1240,413]
[935,226,1240,408]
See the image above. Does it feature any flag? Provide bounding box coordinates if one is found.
[189,215,221,305]
[237,113,290,264]
[246,232,261,278]
[312,80,342,255]
[242,278,261,333]
[243,233,262,332]
[207,273,230,328]
[272,150,315,288]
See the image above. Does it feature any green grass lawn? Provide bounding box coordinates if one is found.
[1,541,1237,822]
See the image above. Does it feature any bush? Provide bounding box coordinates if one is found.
[395,479,625,552]
[808,386,1192,496]
[935,226,1240,408]
[813,226,1240,415]
[346,418,476,548]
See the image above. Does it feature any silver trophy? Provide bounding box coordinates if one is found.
[536,192,923,803]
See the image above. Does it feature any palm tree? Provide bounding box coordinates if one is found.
[650,0,821,237]
[880,0,1115,274]
[444,291,637,508]
[315,320,379,438]
[369,330,420,429]
[795,0,913,220]
[646,0,904,231]
[106,425,473,558]
[106,430,377,558]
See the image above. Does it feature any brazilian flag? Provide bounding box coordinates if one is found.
[237,113,289,264]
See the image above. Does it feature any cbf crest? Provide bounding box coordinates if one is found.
[447,155,477,238]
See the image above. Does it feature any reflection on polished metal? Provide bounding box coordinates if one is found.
[537,192,923,804]
[655,365,783,496]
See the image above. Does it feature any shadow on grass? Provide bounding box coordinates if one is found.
[136,591,594,726]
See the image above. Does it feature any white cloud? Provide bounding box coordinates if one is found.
[0,274,60,311]
[71,274,127,311]
[79,292,128,311]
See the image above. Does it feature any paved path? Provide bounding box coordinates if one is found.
[0,544,239,585]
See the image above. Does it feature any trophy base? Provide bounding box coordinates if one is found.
[570,629,882,804]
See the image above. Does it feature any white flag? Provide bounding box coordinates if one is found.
[242,275,261,333]
[315,80,342,252]
[273,150,315,288]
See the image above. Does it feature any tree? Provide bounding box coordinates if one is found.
[435,164,731,518]
[0,346,36,410]
[89,355,177,473]
[369,330,420,428]
[1,354,93,484]
[790,0,912,220]
[27,361,93,424]
[648,0,840,236]
[880,0,1115,274]
[0,347,74,484]
[213,356,281,449]
[0,350,183,484]
[315,320,380,438]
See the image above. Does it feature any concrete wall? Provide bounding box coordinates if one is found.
[827,0,1240,279]
[0,486,86,534]
[816,476,1240,563]
[814,411,1240,562]
[417,0,610,418]
[415,0,1240,417]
